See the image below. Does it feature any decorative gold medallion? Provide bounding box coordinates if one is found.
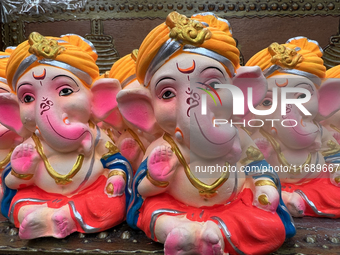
[166,12,212,46]
[28,32,65,59]
[268,42,302,69]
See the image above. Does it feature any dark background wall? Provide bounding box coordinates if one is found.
[1,16,338,62]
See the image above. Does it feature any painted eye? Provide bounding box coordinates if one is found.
[262,99,272,106]
[59,88,73,96]
[209,82,220,89]
[24,95,35,103]
[297,93,306,99]
[162,90,175,99]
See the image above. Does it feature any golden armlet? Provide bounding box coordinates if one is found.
[108,170,127,183]
[254,179,277,189]
[11,169,34,180]
[146,171,169,188]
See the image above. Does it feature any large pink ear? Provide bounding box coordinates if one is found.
[117,86,159,134]
[91,78,121,122]
[102,108,126,132]
[232,66,267,116]
[318,78,340,119]
[0,93,31,138]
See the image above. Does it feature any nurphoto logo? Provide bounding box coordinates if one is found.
[200,84,312,128]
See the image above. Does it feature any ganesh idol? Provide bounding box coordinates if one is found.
[118,12,295,255]
[0,32,132,239]
[101,50,162,174]
[246,37,340,218]
[320,65,340,144]
[0,48,24,211]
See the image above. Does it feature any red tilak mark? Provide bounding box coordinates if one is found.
[33,68,46,80]
[275,79,288,87]
[177,60,196,74]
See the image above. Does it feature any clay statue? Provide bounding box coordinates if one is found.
[246,37,340,218]
[119,12,295,255]
[0,32,132,239]
[320,65,340,145]
[0,49,24,210]
[102,50,161,173]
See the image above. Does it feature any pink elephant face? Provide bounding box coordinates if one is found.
[0,82,22,150]
[256,74,319,149]
[149,53,237,157]
[16,65,92,152]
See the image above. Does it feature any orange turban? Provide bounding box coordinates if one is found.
[326,65,340,78]
[136,11,240,86]
[0,47,15,84]
[246,37,326,87]
[109,49,138,88]
[6,32,99,92]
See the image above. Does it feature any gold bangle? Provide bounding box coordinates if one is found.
[255,180,277,189]
[108,170,127,183]
[146,171,169,188]
[11,169,34,180]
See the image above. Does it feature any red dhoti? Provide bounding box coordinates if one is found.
[137,188,286,255]
[282,177,340,218]
[9,175,126,233]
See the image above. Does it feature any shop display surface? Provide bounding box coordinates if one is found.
[1,214,340,254]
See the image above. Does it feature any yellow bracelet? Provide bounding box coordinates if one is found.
[108,170,127,183]
[146,171,169,188]
[11,169,34,180]
[254,179,277,189]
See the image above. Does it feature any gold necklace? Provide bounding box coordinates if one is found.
[0,149,13,169]
[259,128,311,174]
[330,124,340,134]
[32,133,84,185]
[106,129,116,143]
[163,133,230,198]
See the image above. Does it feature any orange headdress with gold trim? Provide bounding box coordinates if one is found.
[0,48,14,82]
[136,12,240,86]
[326,65,340,78]
[109,49,138,88]
[6,32,99,92]
[246,37,326,87]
